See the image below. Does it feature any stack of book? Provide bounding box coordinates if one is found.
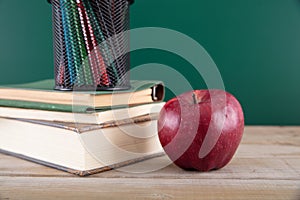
[0,79,165,176]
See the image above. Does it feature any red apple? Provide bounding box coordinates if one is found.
[158,90,244,171]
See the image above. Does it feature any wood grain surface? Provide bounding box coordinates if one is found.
[0,126,300,200]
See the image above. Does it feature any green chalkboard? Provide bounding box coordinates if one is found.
[0,0,300,125]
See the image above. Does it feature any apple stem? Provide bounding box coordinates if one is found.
[192,92,198,104]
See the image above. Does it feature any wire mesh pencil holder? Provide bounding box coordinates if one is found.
[49,0,133,91]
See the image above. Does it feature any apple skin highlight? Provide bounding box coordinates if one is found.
[158,90,244,171]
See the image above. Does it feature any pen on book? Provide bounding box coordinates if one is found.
[76,0,109,86]
[85,0,119,84]
[75,0,93,85]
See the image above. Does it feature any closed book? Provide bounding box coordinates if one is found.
[0,79,164,112]
[0,102,165,124]
[0,114,163,176]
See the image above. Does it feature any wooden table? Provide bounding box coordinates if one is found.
[0,127,300,200]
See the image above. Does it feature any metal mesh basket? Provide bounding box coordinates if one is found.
[49,0,132,91]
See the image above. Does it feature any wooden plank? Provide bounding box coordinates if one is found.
[0,126,299,179]
[0,126,300,199]
[241,126,300,146]
[0,152,299,181]
[0,177,299,200]
[0,153,73,177]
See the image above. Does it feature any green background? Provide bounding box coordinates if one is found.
[0,0,299,125]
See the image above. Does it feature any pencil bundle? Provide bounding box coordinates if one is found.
[50,0,131,90]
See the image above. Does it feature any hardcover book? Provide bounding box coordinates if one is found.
[0,79,165,112]
[0,102,165,124]
[0,114,163,176]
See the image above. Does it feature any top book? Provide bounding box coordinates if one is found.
[0,79,164,113]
